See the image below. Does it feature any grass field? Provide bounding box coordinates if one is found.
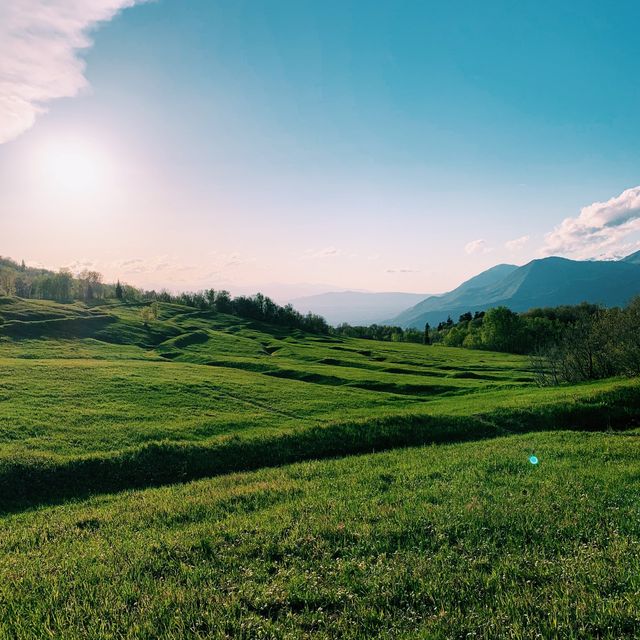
[1,297,639,637]
[1,431,639,638]
[1,297,639,507]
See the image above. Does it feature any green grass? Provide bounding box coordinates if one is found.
[1,430,638,638]
[1,297,640,636]
[1,297,640,511]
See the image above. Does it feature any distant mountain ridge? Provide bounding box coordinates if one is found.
[621,249,640,264]
[391,254,640,328]
[291,291,430,326]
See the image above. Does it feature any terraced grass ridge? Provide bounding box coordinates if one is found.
[1,296,639,512]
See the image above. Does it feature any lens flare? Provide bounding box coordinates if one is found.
[529,455,539,465]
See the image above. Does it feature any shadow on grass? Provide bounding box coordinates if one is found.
[2,385,639,514]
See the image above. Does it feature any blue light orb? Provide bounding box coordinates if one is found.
[529,455,539,465]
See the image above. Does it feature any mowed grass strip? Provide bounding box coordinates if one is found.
[0,430,638,639]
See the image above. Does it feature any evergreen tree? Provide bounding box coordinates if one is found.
[115,280,124,300]
[423,322,431,345]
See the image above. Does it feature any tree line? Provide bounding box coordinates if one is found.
[0,257,109,303]
[333,323,426,343]
[150,289,330,334]
[335,301,640,384]
[0,256,329,335]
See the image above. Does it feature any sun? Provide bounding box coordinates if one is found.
[36,137,112,197]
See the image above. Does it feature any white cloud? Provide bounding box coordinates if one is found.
[112,252,255,280]
[464,239,492,255]
[303,247,344,259]
[505,235,529,252]
[542,186,640,259]
[63,259,98,273]
[0,0,146,144]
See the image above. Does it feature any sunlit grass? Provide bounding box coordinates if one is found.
[0,430,638,638]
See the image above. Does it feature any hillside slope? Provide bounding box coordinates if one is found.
[621,248,640,264]
[2,429,638,638]
[1,296,640,512]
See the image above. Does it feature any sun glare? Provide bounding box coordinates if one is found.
[36,137,112,197]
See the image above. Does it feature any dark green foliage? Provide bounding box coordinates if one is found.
[334,323,424,343]
[532,300,640,384]
[389,299,640,385]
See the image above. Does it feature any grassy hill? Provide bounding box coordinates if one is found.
[2,296,640,511]
[1,296,639,636]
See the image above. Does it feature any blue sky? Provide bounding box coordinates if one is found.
[1,0,639,297]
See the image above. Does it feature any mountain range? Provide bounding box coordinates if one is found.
[290,291,429,326]
[390,252,640,328]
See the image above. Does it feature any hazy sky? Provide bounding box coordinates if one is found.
[1,0,639,298]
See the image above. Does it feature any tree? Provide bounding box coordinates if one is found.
[214,290,232,313]
[140,303,159,327]
[480,307,525,353]
[615,297,640,375]
[14,273,31,298]
[423,322,431,345]
[115,281,124,300]
[205,288,216,308]
[0,267,16,296]
[77,270,104,302]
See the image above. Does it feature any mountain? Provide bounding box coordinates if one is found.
[621,249,640,265]
[290,291,430,326]
[390,264,518,327]
[391,255,640,328]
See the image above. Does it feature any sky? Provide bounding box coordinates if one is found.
[1,0,639,299]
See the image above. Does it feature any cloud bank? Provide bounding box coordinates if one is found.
[543,186,640,259]
[0,0,145,144]
[304,247,344,259]
[505,235,529,252]
[464,239,491,255]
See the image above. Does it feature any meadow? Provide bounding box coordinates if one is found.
[0,297,639,637]
[1,431,638,638]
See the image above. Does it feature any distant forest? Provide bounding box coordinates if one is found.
[0,256,330,335]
